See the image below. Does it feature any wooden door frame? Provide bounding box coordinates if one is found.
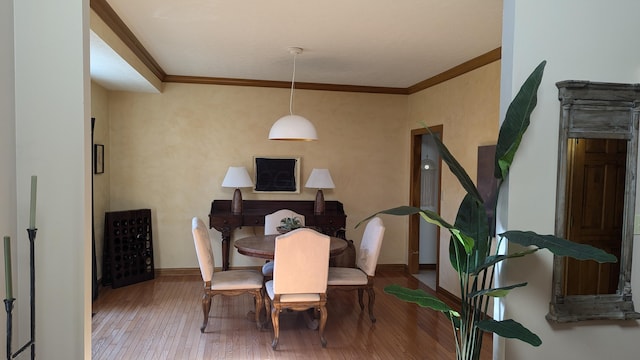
[409,125,443,281]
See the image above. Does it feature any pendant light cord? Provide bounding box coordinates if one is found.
[289,52,297,115]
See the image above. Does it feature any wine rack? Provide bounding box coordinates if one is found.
[102,209,154,288]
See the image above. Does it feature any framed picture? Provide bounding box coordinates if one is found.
[253,156,300,193]
[94,144,104,174]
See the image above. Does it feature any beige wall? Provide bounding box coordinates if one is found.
[408,61,501,295]
[104,83,409,270]
[91,81,110,280]
[95,61,501,283]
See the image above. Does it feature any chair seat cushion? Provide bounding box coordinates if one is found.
[265,280,320,302]
[327,267,368,286]
[262,261,274,276]
[211,270,263,290]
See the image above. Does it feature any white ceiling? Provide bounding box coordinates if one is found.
[90,0,503,92]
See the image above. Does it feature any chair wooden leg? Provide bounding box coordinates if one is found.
[366,286,376,323]
[271,304,280,349]
[254,289,264,329]
[357,288,365,310]
[318,304,328,348]
[263,295,271,330]
[200,293,211,333]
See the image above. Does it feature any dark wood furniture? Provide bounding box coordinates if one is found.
[209,200,346,270]
[234,234,348,260]
[102,209,155,288]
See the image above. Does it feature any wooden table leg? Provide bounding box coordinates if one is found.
[221,230,231,271]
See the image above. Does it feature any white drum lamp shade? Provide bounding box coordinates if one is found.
[222,166,254,214]
[305,168,335,214]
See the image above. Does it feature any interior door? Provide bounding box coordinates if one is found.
[564,138,625,295]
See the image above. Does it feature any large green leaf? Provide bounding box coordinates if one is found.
[501,231,617,263]
[358,206,474,254]
[449,194,490,273]
[474,248,538,274]
[476,319,542,346]
[448,232,476,274]
[384,284,458,317]
[426,128,483,204]
[357,206,453,229]
[494,60,547,181]
[470,282,528,298]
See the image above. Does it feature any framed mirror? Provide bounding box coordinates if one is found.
[548,80,640,322]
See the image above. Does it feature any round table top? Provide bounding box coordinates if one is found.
[234,234,348,260]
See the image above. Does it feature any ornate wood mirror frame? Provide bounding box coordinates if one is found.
[549,80,640,322]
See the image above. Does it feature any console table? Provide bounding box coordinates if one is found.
[209,200,346,270]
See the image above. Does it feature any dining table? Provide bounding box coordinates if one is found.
[234,233,348,260]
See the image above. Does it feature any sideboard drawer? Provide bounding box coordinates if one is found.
[210,216,242,231]
[243,215,264,226]
[312,215,346,227]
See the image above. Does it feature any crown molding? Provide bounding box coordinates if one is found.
[90,0,166,81]
[163,75,409,94]
[406,48,502,94]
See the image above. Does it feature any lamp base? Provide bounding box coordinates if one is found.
[314,189,325,215]
[231,188,243,215]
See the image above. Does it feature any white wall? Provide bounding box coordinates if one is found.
[0,0,16,355]
[498,1,640,359]
[11,0,91,358]
[419,136,438,264]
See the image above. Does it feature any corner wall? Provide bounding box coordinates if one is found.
[91,81,110,281]
[407,61,501,296]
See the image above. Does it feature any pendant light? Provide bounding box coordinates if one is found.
[268,47,318,141]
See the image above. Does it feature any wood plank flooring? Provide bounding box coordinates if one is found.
[92,269,492,359]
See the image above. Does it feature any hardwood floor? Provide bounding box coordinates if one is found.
[92,269,492,359]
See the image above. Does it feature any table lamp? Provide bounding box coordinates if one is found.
[305,168,335,214]
[222,166,254,214]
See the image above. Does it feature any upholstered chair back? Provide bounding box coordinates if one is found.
[272,228,329,295]
[264,209,305,235]
[356,217,385,277]
[192,217,214,283]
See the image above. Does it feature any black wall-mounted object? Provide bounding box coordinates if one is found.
[254,157,299,192]
[103,209,154,288]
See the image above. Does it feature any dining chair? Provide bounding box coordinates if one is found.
[264,228,330,349]
[191,217,264,332]
[327,216,385,322]
[262,209,306,277]
[264,209,306,234]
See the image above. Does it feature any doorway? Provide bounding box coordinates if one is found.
[409,126,443,290]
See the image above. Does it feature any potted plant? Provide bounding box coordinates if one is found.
[277,216,303,233]
[359,60,617,360]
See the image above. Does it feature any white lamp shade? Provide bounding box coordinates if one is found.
[268,115,318,141]
[305,168,335,189]
[221,166,254,188]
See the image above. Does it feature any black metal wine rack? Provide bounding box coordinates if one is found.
[102,209,154,288]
